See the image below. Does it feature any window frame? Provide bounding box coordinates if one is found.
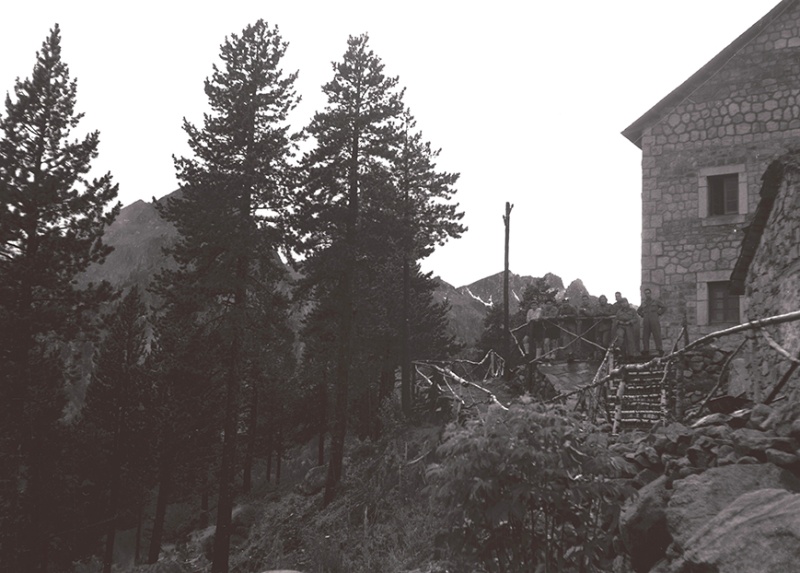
[707,281,740,324]
[698,164,748,224]
[707,173,739,216]
[696,271,743,327]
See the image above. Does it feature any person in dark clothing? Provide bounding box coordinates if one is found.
[526,304,544,359]
[578,294,596,359]
[541,300,559,359]
[638,287,666,356]
[594,294,614,355]
[557,296,578,360]
[614,298,638,358]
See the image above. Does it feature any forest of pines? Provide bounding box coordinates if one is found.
[0,20,465,573]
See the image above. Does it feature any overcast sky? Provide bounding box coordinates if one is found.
[1,1,781,302]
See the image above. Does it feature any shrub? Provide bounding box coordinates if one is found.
[429,399,635,572]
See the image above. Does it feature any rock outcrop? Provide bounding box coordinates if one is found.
[616,399,800,573]
[657,489,800,573]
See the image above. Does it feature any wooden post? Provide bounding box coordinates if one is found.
[677,313,690,419]
[748,330,760,403]
[503,202,513,377]
[613,375,626,435]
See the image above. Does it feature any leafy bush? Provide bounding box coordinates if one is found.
[429,399,635,572]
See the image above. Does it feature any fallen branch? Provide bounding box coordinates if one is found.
[765,347,800,404]
[405,450,431,466]
[680,310,800,354]
[693,339,747,416]
[429,364,509,411]
[760,329,800,365]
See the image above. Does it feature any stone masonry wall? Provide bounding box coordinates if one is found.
[640,3,800,349]
[745,165,800,400]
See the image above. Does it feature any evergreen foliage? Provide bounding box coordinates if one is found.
[0,24,119,571]
[79,287,153,573]
[152,19,298,573]
[0,22,486,572]
[291,34,463,504]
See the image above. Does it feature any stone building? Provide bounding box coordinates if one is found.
[622,0,800,348]
[730,155,800,399]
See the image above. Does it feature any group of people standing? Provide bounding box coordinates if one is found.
[524,288,666,362]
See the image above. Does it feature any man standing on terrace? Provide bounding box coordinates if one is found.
[638,287,666,356]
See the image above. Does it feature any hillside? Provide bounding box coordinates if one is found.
[79,195,179,296]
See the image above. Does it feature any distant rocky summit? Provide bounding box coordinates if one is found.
[82,195,598,350]
[80,194,179,298]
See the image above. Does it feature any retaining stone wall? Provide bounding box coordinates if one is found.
[744,167,800,399]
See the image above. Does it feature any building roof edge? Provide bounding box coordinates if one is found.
[621,0,799,149]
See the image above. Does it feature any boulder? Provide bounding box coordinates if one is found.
[667,489,800,573]
[619,475,672,573]
[652,422,692,456]
[726,357,750,397]
[296,464,327,496]
[748,403,774,431]
[732,428,798,457]
[766,448,799,467]
[664,463,800,550]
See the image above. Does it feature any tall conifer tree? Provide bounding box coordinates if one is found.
[293,34,464,502]
[153,20,297,573]
[393,112,464,414]
[81,287,151,573]
[0,25,119,571]
[293,34,404,504]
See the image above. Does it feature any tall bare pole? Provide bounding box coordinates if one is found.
[503,202,513,375]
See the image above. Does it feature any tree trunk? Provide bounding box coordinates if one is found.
[275,432,282,486]
[503,202,513,375]
[265,430,273,483]
[210,331,241,573]
[27,430,48,573]
[134,490,144,565]
[148,451,172,564]
[323,126,359,506]
[102,417,124,573]
[401,257,412,416]
[242,381,258,494]
[317,371,326,467]
[200,488,210,530]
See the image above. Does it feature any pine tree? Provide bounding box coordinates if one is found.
[0,25,119,571]
[153,20,298,573]
[393,112,464,414]
[292,34,464,501]
[80,287,152,573]
[145,301,221,564]
[292,33,405,504]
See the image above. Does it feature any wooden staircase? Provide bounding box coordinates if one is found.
[607,359,670,432]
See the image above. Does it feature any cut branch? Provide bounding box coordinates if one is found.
[693,338,747,416]
[760,329,800,365]
[428,364,509,411]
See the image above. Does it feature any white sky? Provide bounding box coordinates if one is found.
[0,1,781,302]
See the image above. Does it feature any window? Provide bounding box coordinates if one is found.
[698,164,747,222]
[708,173,739,216]
[708,281,740,324]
